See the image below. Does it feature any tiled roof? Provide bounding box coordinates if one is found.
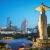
[1,34,13,37]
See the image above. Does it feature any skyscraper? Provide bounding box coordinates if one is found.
[7,17,10,28]
[21,19,27,34]
[6,17,13,30]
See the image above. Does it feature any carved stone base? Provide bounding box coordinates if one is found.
[36,38,50,48]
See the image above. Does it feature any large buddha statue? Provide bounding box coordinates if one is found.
[35,3,50,39]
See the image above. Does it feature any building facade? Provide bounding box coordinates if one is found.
[21,19,27,34]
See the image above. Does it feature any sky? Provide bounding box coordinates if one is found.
[0,0,50,28]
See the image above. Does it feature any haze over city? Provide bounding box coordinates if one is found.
[0,0,50,28]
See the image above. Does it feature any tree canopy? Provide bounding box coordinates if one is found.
[47,26,50,37]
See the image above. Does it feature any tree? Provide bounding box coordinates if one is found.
[47,26,50,37]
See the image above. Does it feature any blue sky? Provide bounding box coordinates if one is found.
[0,0,50,28]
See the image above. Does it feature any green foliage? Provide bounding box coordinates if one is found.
[47,26,50,37]
[29,48,38,50]
[13,33,31,39]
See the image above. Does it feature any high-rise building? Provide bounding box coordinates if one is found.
[21,19,27,34]
[6,17,17,30]
[7,17,10,29]
[9,21,12,30]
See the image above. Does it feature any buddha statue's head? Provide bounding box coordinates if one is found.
[40,7,45,14]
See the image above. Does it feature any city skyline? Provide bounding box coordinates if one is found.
[0,0,50,28]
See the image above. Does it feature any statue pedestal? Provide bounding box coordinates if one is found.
[36,38,50,48]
